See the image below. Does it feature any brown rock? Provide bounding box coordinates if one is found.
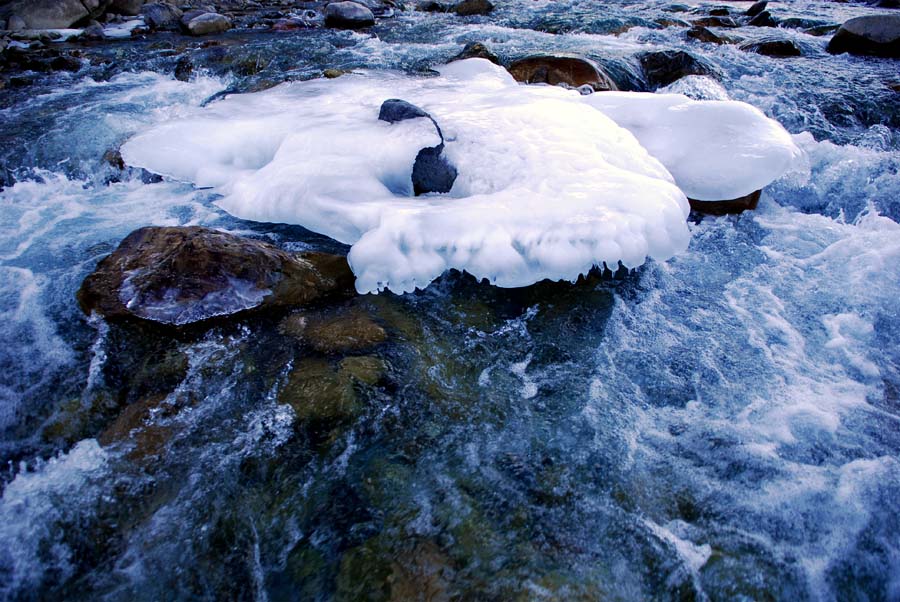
[98,393,174,462]
[507,55,618,92]
[78,226,355,325]
[688,189,761,215]
[278,358,360,443]
[279,307,387,353]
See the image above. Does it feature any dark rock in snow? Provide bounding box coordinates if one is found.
[140,2,183,30]
[827,14,900,58]
[741,39,802,57]
[325,1,375,29]
[638,49,716,88]
[689,190,762,215]
[78,226,355,325]
[507,55,618,91]
[378,98,458,195]
[412,146,458,196]
[451,41,500,64]
[454,0,494,16]
[379,98,430,123]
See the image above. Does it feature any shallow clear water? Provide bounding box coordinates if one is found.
[1,0,899,600]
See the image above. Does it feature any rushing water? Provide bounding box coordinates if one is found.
[1,0,900,600]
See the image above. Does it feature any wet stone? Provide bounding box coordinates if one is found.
[638,49,716,88]
[279,307,387,354]
[325,1,375,29]
[77,226,355,325]
[454,0,494,16]
[748,10,777,27]
[507,54,618,91]
[741,39,802,57]
[278,358,361,444]
[450,41,500,64]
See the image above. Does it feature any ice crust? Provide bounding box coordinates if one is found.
[122,59,799,293]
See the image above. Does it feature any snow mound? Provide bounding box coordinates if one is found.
[584,90,801,201]
[122,59,798,293]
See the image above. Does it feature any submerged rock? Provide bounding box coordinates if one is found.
[688,189,762,215]
[741,39,802,57]
[454,0,494,16]
[507,55,618,91]
[827,15,900,58]
[278,358,360,440]
[339,356,386,385]
[638,50,716,88]
[186,12,232,35]
[78,226,355,325]
[279,307,387,354]
[324,1,375,29]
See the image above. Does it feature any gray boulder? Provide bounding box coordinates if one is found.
[140,2,183,29]
[186,12,231,35]
[324,2,375,29]
[0,0,110,29]
[827,14,900,58]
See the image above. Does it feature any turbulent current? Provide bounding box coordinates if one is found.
[1,0,899,600]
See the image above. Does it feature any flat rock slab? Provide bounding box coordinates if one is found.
[78,226,355,325]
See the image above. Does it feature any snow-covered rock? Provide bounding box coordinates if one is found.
[121,59,799,294]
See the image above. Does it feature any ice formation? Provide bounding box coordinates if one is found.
[122,59,799,293]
